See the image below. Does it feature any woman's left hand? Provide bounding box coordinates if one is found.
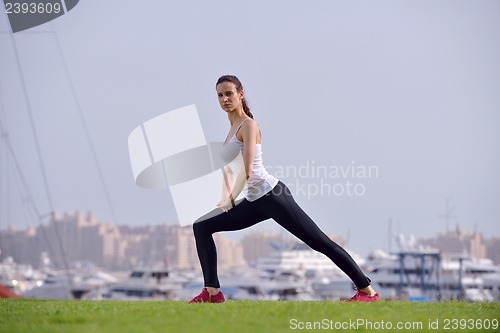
[216,197,233,213]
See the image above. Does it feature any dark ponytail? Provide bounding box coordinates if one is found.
[216,75,254,119]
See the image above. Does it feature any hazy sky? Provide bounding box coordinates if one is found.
[1,0,499,257]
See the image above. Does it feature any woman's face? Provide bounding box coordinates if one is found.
[216,82,243,113]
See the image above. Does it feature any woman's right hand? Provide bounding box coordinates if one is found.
[216,197,233,213]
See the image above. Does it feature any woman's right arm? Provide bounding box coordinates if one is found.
[220,165,234,202]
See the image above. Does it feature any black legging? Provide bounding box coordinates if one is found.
[193,180,371,289]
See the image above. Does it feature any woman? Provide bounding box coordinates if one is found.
[189,75,379,303]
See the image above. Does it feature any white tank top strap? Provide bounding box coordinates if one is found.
[224,118,249,146]
[235,118,249,136]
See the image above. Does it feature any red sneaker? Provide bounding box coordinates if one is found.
[209,290,225,303]
[348,290,380,302]
[188,288,225,303]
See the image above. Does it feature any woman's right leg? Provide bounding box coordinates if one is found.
[192,199,270,289]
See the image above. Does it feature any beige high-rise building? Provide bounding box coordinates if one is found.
[485,237,500,265]
[240,231,286,265]
[0,226,35,265]
[214,233,246,268]
[164,226,246,270]
[116,223,245,270]
[0,211,245,271]
[164,225,199,270]
[0,210,126,268]
[419,230,487,259]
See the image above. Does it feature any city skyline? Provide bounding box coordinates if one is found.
[1,1,499,258]
[1,209,499,270]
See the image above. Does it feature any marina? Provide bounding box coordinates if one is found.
[2,235,499,302]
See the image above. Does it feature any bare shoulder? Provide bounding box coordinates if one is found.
[242,118,259,131]
[238,118,260,141]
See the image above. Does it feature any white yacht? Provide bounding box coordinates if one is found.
[253,242,363,300]
[363,248,500,301]
[255,242,364,276]
[101,266,188,300]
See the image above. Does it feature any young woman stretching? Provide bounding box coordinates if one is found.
[189,75,379,303]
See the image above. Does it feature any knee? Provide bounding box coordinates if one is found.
[192,222,201,235]
[307,240,325,253]
[305,234,339,253]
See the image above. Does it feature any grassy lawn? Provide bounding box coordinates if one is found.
[1,299,499,333]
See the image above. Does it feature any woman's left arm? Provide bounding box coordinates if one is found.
[217,120,258,212]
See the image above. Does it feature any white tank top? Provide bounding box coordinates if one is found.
[219,118,279,202]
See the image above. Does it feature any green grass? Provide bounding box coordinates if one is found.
[1,299,499,333]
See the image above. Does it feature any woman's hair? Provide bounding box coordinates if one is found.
[216,75,254,119]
